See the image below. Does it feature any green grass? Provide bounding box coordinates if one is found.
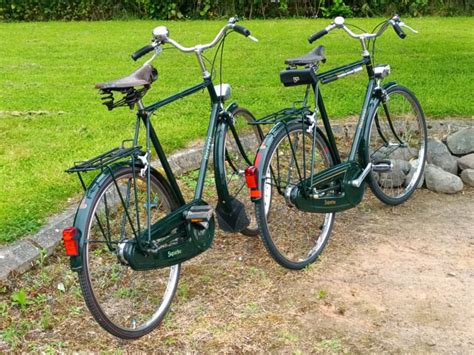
[0,17,473,244]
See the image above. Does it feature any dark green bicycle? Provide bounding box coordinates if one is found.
[245,15,427,270]
[62,18,261,339]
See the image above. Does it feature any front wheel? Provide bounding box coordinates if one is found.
[78,165,180,339]
[255,121,335,270]
[366,85,427,205]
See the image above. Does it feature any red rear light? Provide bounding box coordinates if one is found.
[245,166,258,189]
[245,166,261,199]
[250,190,262,199]
[62,227,79,256]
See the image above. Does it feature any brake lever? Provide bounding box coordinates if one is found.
[400,22,418,33]
[248,35,259,42]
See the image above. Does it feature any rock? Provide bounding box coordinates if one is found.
[425,164,463,194]
[458,153,474,170]
[446,127,474,155]
[372,146,418,162]
[378,159,410,188]
[460,169,474,187]
[426,138,458,174]
[405,159,424,188]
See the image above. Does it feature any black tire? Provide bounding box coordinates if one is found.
[78,166,180,339]
[255,121,335,270]
[366,85,427,205]
[223,107,262,236]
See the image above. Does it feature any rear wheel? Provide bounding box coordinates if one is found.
[255,121,335,270]
[78,166,180,339]
[366,85,427,205]
[223,107,262,236]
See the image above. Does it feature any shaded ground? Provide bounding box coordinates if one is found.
[0,185,473,353]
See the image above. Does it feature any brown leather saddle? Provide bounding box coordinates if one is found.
[95,64,158,91]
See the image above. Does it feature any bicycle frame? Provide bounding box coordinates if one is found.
[249,55,398,213]
[67,72,255,271]
[138,77,219,207]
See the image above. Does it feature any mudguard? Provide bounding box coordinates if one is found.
[360,81,398,163]
[213,102,255,232]
[213,102,239,206]
[68,162,173,271]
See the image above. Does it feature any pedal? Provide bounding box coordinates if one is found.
[372,160,393,173]
[185,205,214,229]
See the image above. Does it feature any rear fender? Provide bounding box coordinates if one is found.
[68,162,171,271]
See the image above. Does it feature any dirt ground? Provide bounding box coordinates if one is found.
[1,187,473,353]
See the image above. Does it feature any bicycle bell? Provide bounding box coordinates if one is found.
[334,16,345,27]
[153,26,169,42]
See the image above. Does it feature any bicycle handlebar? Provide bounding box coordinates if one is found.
[131,18,257,59]
[392,21,407,39]
[165,23,257,53]
[308,28,329,44]
[308,15,416,44]
[131,44,156,61]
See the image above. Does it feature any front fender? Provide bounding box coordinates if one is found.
[359,81,398,162]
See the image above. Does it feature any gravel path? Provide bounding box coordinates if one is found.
[1,187,472,352]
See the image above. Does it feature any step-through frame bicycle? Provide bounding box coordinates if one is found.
[246,15,428,270]
[62,18,260,339]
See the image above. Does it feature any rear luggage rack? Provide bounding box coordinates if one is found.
[249,105,310,125]
[66,141,143,173]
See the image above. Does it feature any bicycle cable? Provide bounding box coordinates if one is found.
[370,18,390,65]
[209,31,229,83]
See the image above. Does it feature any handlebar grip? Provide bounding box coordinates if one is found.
[233,25,251,37]
[131,44,155,61]
[308,29,328,44]
[393,22,406,39]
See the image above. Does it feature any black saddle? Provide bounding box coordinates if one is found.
[285,45,326,66]
[95,64,158,91]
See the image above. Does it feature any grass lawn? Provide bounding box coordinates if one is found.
[0,17,473,244]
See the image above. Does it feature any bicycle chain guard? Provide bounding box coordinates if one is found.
[288,161,365,213]
[121,200,215,271]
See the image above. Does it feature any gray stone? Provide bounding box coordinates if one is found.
[425,164,463,194]
[460,169,474,187]
[371,146,418,162]
[446,128,474,155]
[457,153,474,170]
[29,207,76,255]
[165,147,203,175]
[378,159,410,188]
[405,159,425,188]
[426,138,458,174]
[0,240,40,281]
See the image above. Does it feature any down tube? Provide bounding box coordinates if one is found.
[194,103,220,201]
[348,80,376,162]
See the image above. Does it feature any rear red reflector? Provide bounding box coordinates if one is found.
[245,166,258,189]
[62,227,79,256]
[245,166,261,199]
[250,190,261,199]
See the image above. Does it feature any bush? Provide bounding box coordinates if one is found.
[0,0,471,21]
